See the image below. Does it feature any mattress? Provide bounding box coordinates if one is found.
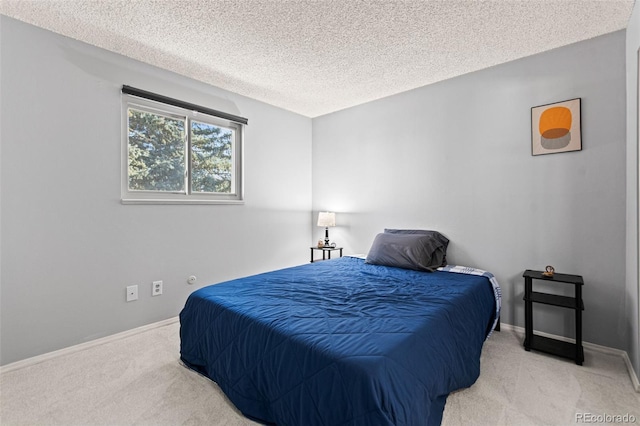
[180,256,499,425]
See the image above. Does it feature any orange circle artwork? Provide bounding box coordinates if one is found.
[539,106,572,139]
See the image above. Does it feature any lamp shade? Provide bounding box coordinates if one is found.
[317,212,336,227]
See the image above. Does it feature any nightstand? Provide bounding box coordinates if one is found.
[523,269,584,365]
[310,247,343,263]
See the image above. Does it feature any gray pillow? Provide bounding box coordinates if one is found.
[384,229,449,267]
[383,229,449,250]
[365,232,446,272]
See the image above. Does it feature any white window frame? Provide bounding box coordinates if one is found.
[121,92,244,205]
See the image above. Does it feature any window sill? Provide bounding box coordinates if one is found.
[121,198,244,205]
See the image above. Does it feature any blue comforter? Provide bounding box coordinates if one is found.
[180,257,498,425]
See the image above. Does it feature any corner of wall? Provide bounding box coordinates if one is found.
[626,1,640,382]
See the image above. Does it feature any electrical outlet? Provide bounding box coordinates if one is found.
[152,280,163,296]
[126,285,138,302]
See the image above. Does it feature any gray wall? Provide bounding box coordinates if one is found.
[626,3,640,379]
[312,31,628,350]
[0,17,313,365]
[1,14,635,367]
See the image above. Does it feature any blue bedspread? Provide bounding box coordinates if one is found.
[180,257,498,425]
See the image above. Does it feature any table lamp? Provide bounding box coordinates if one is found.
[317,212,336,247]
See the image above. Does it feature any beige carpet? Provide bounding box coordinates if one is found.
[1,321,638,425]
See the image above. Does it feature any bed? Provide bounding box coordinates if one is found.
[180,232,500,426]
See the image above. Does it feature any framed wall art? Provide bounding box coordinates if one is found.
[531,98,581,156]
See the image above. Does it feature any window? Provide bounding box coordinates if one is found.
[121,86,246,204]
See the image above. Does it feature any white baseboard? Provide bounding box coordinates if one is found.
[622,351,640,393]
[499,323,640,392]
[3,317,639,394]
[0,317,179,374]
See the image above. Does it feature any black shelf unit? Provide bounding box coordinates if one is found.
[309,247,343,263]
[523,269,584,365]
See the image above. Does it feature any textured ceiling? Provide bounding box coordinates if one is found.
[0,0,634,117]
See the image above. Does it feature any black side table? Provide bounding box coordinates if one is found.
[523,269,584,365]
[310,247,343,263]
